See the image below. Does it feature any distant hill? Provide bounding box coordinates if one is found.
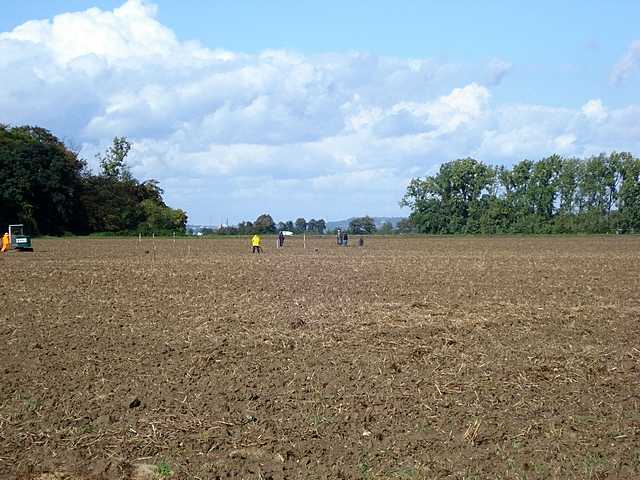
[326,217,405,231]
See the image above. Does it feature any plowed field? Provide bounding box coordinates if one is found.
[1,236,639,479]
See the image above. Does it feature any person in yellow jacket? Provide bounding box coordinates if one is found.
[1,233,9,253]
[251,234,262,254]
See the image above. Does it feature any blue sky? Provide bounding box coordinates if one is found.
[1,1,639,224]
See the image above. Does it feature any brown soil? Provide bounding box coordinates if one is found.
[1,236,639,479]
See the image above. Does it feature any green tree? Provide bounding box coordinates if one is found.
[617,152,640,232]
[139,200,188,233]
[78,175,145,232]
[97,136,132,179]
[308,218,318,233]
[403,153,639,235]
[0,125,187,236]
[402,158,496,233]
[138,179,164,204]
[499,159,534,230]
[379,221,393,234]
[395,218,416,233]
[237,221,253,235]
[0,125,85,235]
[478,196,511,234]
[254,214,276,233]
[557,157,580,216]
[294,217,307,233]
[349,216,377,234]
[578,154,610,214]
[529,155,562,219]
[574,154,616,233]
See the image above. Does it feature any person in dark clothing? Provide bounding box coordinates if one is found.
[342,232,348,246]
[278,231,285,247]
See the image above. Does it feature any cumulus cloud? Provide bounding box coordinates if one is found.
[1,0,639,223]
[611,40,640,84]
[581,99,608,122]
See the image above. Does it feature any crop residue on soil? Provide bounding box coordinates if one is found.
[1,236,639,479]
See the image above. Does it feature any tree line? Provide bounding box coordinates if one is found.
[4,123,638,237]
[208,216,328,235]
[206,215,415,236]
[0,125,187,236]
[401,153,640,234]
[344,216,416,235]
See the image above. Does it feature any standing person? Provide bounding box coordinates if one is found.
[251,234,262,254]
[358,236,364,247]
[336,229,342,246]
[1,232,9,253]
[342,231,348,247]
[278,231,285,248]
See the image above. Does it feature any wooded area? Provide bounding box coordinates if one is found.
[0,125,187,236]
[402,154,640,234]
[212,216,327,235]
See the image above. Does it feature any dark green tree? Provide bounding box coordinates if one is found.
[617,152,640,232]
[395,218,416,233]
[349,216,377,234]
[0,125,188,235]
[254,214,276,233]
[78,138,187,234]
[529,155,562,219]
[0,125,85,235]
[138,200,188,233]
[294,217,307,233]
[557,157,580,215]
[401,158,496,233]
[402,153,640,234]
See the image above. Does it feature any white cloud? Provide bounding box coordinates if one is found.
[581,99,608,122]
[1,0,639,223]
[611,40,640,84]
